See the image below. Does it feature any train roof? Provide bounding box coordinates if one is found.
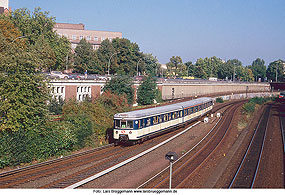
[114,97,213,119]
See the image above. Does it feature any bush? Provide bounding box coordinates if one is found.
[243,101,256,113]
[216,97,224,103]
[0,122,77,167]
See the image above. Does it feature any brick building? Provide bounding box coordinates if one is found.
[53,23,122,50]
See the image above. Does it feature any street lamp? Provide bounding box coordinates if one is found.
[165,151,178,189]
[136,58,142,77]
[108,52,118,75]
[136,57,148,77]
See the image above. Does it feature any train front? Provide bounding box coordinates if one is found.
[113,113,139,145]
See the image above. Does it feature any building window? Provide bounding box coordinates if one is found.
[94,37,98,41]
[51,85,65,101]
[101,37,105,41]
[86,36,91,41]
[108,37,112,41]
[80,35,84,40]
[72,35,77,40]
[77,85,91,101]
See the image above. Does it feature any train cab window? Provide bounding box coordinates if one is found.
[127,121,133,129]
[121,121,127,128]
[115,120,120,128]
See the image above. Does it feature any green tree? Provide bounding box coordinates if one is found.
[103,76,134,105]
[112,38,142,76]
[0,20,49,132]
[74,39,100,74]
[137,76,160,105]
[266,60,285,82]
[166,56,187,77]
[96,39,117,74]
[138,53,159,76]
[250,58,266,81]
[3,7,71,71]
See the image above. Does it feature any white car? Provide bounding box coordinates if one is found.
[50,71,69,79]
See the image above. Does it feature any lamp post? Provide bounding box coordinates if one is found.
[165,151,178,189]
[108,52,118,75]
[136,58,142,77]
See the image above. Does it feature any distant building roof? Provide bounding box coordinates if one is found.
[54,23,85,30]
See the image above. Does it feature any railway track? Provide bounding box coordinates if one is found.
[228,105,271,188]
[0,100,242,189]
[138,101,244,188]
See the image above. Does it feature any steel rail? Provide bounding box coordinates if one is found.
[138,101,243,189]
[228,105,270,188]
[65,121,201,189]
[0,144,113,178]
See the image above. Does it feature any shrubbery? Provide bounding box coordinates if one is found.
[216,97,224,103]
[0,92,130,169]
[242,96,272,114]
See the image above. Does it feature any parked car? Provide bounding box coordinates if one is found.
[86,74,99,80]
[50,71,68,79]
[68,73,84,80]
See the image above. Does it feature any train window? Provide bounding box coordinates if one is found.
[184,109,187,116]
[115,120,120,128]
[146,118,151,126]
[141,119,144,128]
[121,121,127,128]
[195,106,198,112]
[199,105,202,111]
[138,120,141,129]
[153,116,158,125]
[127,121,133,129]
[180,111,183,117]
[164,114,168,121]
[173,112,177,119]
[160,115,163,123]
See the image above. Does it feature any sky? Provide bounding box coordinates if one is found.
[8,0,285,66]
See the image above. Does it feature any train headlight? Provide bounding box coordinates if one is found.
[115,131,118,134]
[129,131,132,134]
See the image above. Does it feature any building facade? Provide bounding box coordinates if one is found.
[53,23,122,50]
[49,79,270,103]
[0,0,10,14]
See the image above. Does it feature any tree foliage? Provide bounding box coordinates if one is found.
[74,39,100,74]
[166,56,187,77]
[112,38,143,76]
[2,7,71,71]
[0,19,49,132]
[266,60,285,82]
[103,76,134,105]
[249,58,266,81]
[137,76,160,105]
